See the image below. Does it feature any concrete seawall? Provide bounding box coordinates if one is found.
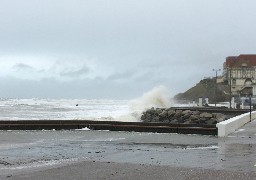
[217,111,256,137]
[0,120,217,135]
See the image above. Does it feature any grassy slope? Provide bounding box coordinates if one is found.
[174,78,229,103]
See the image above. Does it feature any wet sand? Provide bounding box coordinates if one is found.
[1,120,256,179]
[3,161,256,180]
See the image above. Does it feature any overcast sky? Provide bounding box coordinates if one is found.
[0,0,256,99]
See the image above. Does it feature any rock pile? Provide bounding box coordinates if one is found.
[141,108,227,125]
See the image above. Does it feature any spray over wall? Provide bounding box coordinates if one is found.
[117,86,173,122]
[130,85,172,111]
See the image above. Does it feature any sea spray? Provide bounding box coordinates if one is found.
[116,86,173,122]
[129,85,173,111]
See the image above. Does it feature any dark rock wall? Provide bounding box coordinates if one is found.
[141,108,227,125]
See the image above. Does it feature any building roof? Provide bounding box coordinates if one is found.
[225,54,256,68]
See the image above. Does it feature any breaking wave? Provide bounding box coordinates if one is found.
[129,85,172,111]
[116,86,173,122]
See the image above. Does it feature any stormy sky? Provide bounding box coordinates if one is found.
[1,0,256,99]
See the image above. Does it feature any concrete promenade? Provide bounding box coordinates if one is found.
[0,120,256,179]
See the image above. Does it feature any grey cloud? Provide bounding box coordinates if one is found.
[60,66,90,78]
[133,72,155,82]
[107,70,136,81]
[13,63,34,71]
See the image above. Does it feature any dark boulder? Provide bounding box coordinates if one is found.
[140,108,227,125]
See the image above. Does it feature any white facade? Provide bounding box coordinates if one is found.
[224,65,256,96]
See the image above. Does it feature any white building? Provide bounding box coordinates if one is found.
[222,54,256,97]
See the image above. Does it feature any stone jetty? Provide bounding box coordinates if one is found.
[141,108,227,125]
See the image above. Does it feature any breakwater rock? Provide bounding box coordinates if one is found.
[141,108,227,125]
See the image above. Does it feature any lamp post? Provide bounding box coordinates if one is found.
[229,64,232,109]
[213,69,221,107]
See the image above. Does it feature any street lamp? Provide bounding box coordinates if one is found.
[213,69,221,107]
[229,64,232,109]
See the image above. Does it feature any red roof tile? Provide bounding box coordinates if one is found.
[226,54,256,68]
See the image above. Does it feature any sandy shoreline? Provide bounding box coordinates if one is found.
[1,120,256,179]
[2,161,255,180]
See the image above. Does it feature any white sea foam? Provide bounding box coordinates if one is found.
[0,158,82,170]
[77,127,90,131]
[129,86,172,111]
[0,98,129,121]
[117,86,173,121]
[0,86,174,122]
[186,145,219,150]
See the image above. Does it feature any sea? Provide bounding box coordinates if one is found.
[0,86,177,121]
[0,98,132,121]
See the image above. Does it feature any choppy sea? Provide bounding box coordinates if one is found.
[0,87,186,121]
[0,99,134,121]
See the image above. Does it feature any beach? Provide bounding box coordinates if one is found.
[1,120,256,179]
[4,161,255,180]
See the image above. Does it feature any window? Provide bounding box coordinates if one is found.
[232,79,236,85]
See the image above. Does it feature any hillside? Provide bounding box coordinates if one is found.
[174,78,230,103]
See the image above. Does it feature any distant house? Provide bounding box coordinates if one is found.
[222,54,256,96]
